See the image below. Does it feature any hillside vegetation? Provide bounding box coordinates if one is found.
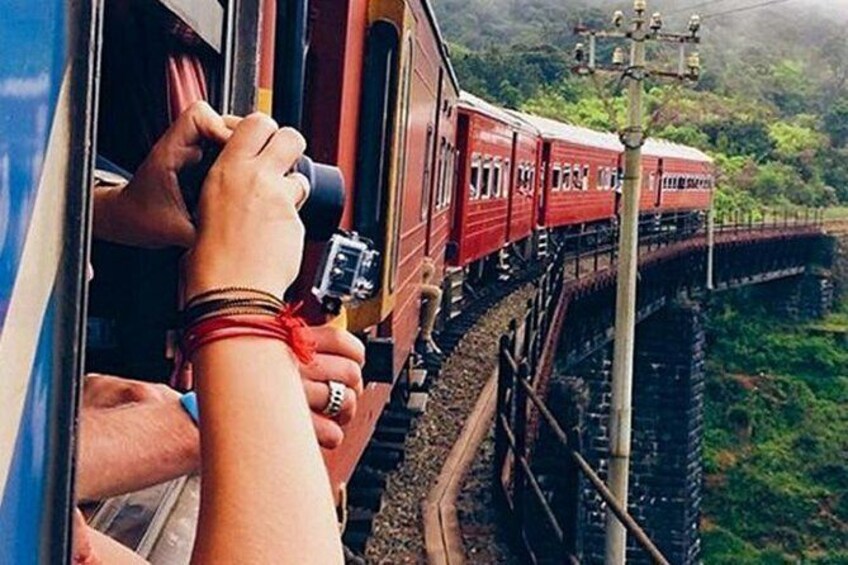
[433,0,848,215]
[702,289,848,563]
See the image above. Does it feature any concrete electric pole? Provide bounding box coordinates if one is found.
[574,3,702,563]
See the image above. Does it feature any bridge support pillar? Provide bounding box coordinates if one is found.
[562,300,705,565]
[759,272,834,321]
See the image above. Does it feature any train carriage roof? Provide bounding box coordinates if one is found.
[642,138,713,163]
[421,0,461,92]
[459,91,540,134]
[510,111,624,153]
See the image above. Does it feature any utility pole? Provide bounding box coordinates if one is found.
[574,3,702,563]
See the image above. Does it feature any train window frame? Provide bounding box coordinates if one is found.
[492,158,502,199]
[421,124,435,221]
[480,158,492,200]
[563,164,572,190]
[597,168,604,191]
[551,166,562,192]
[582,165,590,191]
[572,166,581,192]
[470,154,481,201]
[503,159,511,198]
[439,138,451,210]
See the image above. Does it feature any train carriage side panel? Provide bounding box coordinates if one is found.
[324,0,459,486]
[544,141,618,227]
[448,93,516,267]
[514,112,622,230]
[0,0,97,560]
[506,124,540,243]
[643,139,714,214]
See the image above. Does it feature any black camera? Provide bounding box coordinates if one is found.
[179,146,379,311]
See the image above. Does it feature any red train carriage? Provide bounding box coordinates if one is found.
[450,92,526,268]
[517,113,622,230]
[642,139,714,214]
[306,0,460,489]
[507,112,541,249]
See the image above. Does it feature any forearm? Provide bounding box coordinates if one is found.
[77,398,200,502]
[92,185,126,244]
[191,337,342,564]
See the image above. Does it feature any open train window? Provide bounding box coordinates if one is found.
[421,125,434,221]
[448,146,457,207]
[493,159,502,198]
[354,20,400,256]
[470,155,481,200]
[563,164,572,190]
[572,167,582,191]
[582,165,590,190]
[551,166,562,191]
[481,159,492,199]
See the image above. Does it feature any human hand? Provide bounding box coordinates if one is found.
[72,508,101,565]
[185,113,310,300]
[83,374,180,409]
[95,101,237,248]
[299,326,366,449]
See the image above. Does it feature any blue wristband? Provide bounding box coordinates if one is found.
[180,392,199,425]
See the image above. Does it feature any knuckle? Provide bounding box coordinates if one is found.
[245,112,278,130]
[187,100,211,116]
[279,127,307,152]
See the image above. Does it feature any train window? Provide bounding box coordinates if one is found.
[470,155,481,200]
[438,141,449,209]
[528,169,536,192]
[572,166,581,191]
[481,159,492,199]
[551,166,562,191]
[446,145,454,206]
[597,168,605,191]
[492,160,502,198]
[421,125,435,221]
[563,164,572,190]
[582,165,590,190]
[503,159,511,197]
[649,172,656,192]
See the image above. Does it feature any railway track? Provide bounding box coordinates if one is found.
[341,251,554,560]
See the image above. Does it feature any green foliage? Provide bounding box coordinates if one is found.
[824,97,848,148]
[432,0,848,208]
[768,122,827,160]
[703,291,848,562]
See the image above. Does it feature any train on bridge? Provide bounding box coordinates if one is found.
[1,0,714,559]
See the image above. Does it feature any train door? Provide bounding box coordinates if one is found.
[424,70,444,256]
[348,4,415,332]
[0,1,100,561]
[656,158,665,208]
[539,141,552,224]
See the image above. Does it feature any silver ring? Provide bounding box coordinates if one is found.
[323,380,346,418]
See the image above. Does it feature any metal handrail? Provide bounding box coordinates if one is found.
[519,378,670,565]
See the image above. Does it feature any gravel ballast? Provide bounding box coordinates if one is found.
[364,287,532,564]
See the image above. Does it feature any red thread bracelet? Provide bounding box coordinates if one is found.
[171,305,316,388]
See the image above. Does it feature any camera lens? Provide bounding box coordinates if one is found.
[294,156,345,241]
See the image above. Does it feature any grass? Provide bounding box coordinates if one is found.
[823,206,848,221]
[702,292,848,563]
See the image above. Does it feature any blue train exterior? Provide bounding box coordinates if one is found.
[0,1,98,562]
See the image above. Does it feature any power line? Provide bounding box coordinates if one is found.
[667,0,731,17]
[700,0,796,20]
